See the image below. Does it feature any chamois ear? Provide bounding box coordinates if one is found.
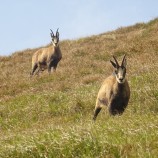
[110,60,117,68]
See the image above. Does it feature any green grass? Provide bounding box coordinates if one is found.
[0,71,158,157]
[0,113,157,158]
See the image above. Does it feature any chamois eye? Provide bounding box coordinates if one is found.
[115,70,118,74]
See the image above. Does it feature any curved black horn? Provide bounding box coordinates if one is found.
[50,29,54,37]
[56,28,59,37]
[113,56,119,67]
[121,54,126,66]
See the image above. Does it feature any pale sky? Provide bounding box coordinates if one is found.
[0,0,158,56]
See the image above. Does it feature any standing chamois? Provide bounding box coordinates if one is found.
[93,55,130,121]
[30,29,62,76]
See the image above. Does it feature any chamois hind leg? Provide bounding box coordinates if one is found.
[30,64,38,76]
[93,99,102,121]
[34,67,41,76]
[108,104,125,116]
[35,64,47,76]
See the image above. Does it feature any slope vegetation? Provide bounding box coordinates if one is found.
[0,18,158,157]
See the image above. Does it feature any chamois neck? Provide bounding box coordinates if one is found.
[54,45,59,50]
[51,45,60,53]
[116,80,125,93]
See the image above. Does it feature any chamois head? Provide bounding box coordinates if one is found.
[50,28,59,47]
[110,55,127,84]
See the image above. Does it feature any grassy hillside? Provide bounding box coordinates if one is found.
[0,18,158,157]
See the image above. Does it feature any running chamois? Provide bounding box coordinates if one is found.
[93,55,130,121]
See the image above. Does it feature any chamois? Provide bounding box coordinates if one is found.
[30,29,62,76]
[93,55,130,121]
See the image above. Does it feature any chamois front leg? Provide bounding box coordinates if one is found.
[48,58,59,74]
[52,58,60,73]
[47,60,53,74]
[93,107,102,121]
[93,99,102,121]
